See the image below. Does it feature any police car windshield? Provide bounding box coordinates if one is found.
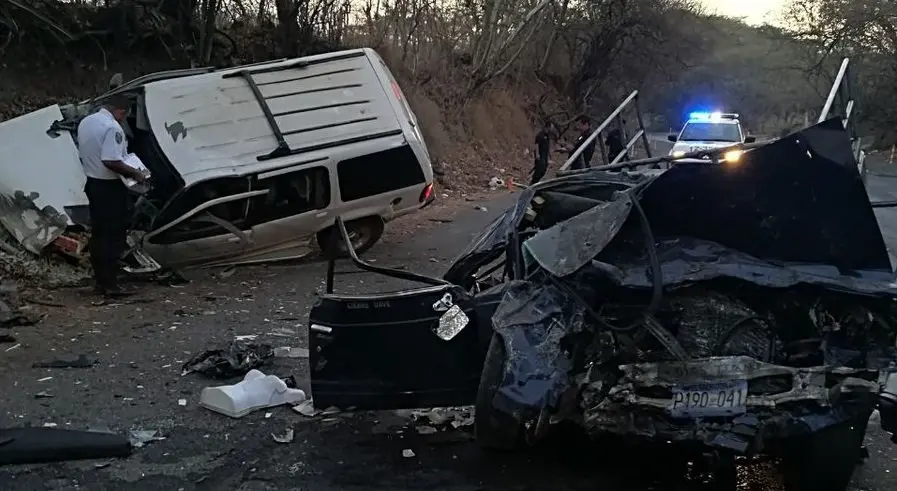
[679,122,741,142]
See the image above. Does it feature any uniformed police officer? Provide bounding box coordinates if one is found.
[77,95,147,297]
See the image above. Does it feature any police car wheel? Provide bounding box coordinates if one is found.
[317,216,385,258]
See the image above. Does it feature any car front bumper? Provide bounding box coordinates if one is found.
[581,355,882,453]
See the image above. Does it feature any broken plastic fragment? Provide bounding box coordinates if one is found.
[292,399,318,417]
[128,429,165,448]
[199,369,306,418]
[178,399,187,407]
[273,346,309,358]
[402,449,415,458]
[272,428,295,443]
[416,425,437,435]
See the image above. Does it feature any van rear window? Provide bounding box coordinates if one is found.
[337,145,425,202]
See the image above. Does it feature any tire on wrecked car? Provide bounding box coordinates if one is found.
[475,332,525,450]
[317,216,385,258]
[779,408,872,491]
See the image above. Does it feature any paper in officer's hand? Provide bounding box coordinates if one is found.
[121,153,151,190]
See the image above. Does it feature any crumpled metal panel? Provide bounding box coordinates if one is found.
[0,188,67,255]
[523,194,632,277]
[610,237,897,297]
[490,280,584,416]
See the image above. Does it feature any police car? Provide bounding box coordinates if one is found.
[667,112,756,163]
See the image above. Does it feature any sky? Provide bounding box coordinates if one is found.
[701,0,785,25]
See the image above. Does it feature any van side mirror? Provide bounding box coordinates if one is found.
[744,136,757,144]
[667,134,677,143]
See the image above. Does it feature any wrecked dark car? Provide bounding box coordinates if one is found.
[308,118,897,491]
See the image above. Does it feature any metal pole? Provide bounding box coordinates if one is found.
[818,58,850,123]
[560,90,639,172]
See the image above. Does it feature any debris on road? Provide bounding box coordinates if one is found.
[271,428,295,443]
[292,399,318,417]
[182,342,273,379]
[33,354,95,369]
[178,398,187,407]
[34,391,54,399]
[199,369,306,418]
[273,346,309,358]
[0,427,132,465]
[415,425,437,435]
[128,429,166,448]
[402,449,415,458]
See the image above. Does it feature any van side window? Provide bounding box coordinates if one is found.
[249,166,331,224]
[337,145,425,202]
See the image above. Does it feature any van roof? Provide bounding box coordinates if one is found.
[142,48,407,185]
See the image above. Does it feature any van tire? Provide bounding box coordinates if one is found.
[317,217,384,258]
[475,332,525,451]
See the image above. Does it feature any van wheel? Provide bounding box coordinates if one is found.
[779,409,871,491]
[475,332,525,450]
[317,217,384,258]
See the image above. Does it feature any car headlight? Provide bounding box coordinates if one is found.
[723,150,743,162]
[671,151,686,158]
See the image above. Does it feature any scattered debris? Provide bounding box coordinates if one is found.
[33,355,94,369]
[42,423,57,428]
[218,266,236,279]
[266,327,297,337]
[4,343,19,352]
[128,429,166,448]
[488,177,505,189]
[321,406,341,416]
[182,342,273,379]
[178,399,187,407]
[402,449,415,458]
[34,391,53,399]
[292,399,318,417]
[415,425,437,435]
[271,428,295,443]
[37,376,53,382]
[200,369,306,418]
[273,346,309,358]
[474,205,488,212]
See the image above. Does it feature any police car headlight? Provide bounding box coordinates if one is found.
[671,151,686,158]
[723,150,743,162]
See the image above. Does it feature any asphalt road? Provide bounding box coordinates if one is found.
[2,168,897,490]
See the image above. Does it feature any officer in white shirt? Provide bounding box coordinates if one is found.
[77,95,147,297]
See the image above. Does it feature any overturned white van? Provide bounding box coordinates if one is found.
[0,48,435,269]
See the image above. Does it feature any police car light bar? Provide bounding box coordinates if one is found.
[689,112,739,121]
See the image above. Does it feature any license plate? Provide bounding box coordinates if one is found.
[669,380,748,418]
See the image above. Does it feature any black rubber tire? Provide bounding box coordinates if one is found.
[780,410,872,491]
[474,332,525,450]
[317,216,385,258]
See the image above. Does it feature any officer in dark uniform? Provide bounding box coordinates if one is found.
[568,116,596,170]
[531,121,555,185]
[606,121,628,162]
[76,95,148,297]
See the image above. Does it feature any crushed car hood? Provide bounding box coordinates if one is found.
[447,118,891,286]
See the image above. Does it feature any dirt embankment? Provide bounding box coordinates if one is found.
[0,45,551,195]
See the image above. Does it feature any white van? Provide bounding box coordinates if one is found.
[0,48,435,268]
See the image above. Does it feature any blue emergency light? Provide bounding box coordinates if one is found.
[688,111,738,121]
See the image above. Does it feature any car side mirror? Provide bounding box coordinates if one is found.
[667,134,677,143]
[744,136,756,144]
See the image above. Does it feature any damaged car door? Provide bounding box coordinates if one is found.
[309,218,506,410]
[143,177,261,267]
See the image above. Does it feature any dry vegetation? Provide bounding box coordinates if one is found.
[0,0,893,190]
